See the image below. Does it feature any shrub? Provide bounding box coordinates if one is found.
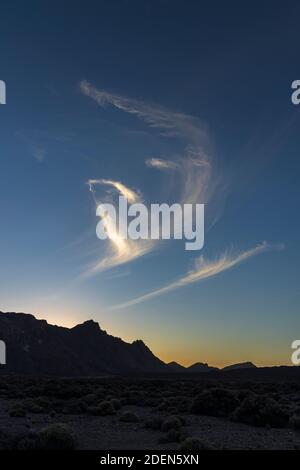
[119,411,140,423]
[13,431,39,450]
[290,415,300,430]
[179,437,214,450]
[232,394,289,428]
[34,396,52,411]
[161,415,182,432]
[23,397,52,414]
[38,423,77,450]
[191,388,239,417]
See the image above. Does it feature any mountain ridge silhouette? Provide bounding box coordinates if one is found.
[0,311,260,376]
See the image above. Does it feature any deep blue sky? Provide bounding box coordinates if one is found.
[0,1,300,366]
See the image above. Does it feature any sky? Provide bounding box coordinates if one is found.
[0,0,300,367]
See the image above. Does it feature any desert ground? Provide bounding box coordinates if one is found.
[0,375,300,450]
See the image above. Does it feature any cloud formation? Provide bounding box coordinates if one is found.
[83,178,153,276]
[111,242,284,309]
[145,158,179,170]
[81,80,224,215]
[32,144,46,162]
[80,81,283,308]
[80,80,203,138]
[81,80,222,277]
[87,178,141,204]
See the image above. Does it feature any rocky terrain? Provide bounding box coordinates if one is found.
[0,376,300,450]
[1,311,300,450]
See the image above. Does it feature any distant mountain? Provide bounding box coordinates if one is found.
[167,361,187,372]
[0,312,168,376]
[0,311,261,377]
[187,362,218,372]
[222,361,257,371]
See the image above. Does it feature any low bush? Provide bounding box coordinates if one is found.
[290,414,300,430]
[13,431,39,450]
[191,388,239,417]
[161,415,182,432]
[232,394,289,428]
[38,423,77,450]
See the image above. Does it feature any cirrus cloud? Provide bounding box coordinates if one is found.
[110,242,284,309]
[80,81,283,311]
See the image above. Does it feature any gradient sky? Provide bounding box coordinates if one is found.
[1,1,300,367]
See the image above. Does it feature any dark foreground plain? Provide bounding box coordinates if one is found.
[1,372,300,450]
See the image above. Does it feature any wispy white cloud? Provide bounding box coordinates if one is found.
[15,130,47,162]
[82,178,154,277]
[80,80,203,137]
[145,158,179,171]
[80,80,218,278]
[87,178,141,204]
[83,238,154,277]
[80,80,224,214]
[32,144,46,162]
[80,81,282,305]
[111,242,284,309]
